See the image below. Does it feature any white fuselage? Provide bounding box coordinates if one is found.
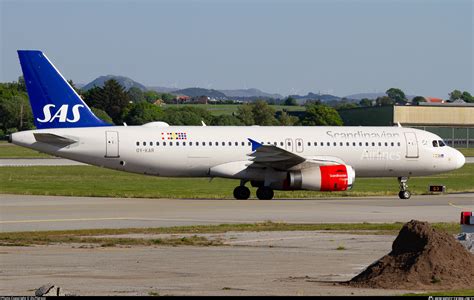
[11,125,465,180]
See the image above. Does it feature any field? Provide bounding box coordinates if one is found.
[0,142,51,158]
[0,221,460,247]
[458,148,474,157]
[0,163,473,198]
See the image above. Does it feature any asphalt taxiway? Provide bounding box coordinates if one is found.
[1,193,472,232]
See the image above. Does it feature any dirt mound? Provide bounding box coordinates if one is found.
[348,220,474,290]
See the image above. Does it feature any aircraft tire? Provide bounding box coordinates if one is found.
[233,186,250,200]
[398,190,411,199]
[256,187,274,200]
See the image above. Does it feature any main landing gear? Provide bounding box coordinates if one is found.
[256,186,274,200]
[233,185,250,200]
[398,177,411,199]
[233,181,274,200]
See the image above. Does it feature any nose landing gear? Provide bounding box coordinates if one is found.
[398,177,411,199]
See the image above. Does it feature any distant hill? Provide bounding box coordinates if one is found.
[219,88,282,99]
[288,92,342,104]
[173,88,227,98]
[82,75,147,91]
[147,86,179,93]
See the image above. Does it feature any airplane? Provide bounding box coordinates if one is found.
[9,50,466,200]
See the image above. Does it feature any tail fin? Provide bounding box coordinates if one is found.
[17,50,111,129]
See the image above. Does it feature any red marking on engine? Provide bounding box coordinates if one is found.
[320,165,349,191]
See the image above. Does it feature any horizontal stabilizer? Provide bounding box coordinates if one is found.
[33,133,77,146]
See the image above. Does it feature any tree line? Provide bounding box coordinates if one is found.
[337,88,474,110]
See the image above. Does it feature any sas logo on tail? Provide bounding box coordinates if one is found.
[37,104,84,123]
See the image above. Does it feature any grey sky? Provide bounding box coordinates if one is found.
[1,0,472,97]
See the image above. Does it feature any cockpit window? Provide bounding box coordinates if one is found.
[438,140,446,147]
[432,140,438,147]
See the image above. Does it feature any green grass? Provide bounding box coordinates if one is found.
[0,141,51,158]
[403,289,474,296]
[458,148,474,157]
[0,164,473,198]
[182,104,306,116]
[0,221,459,247]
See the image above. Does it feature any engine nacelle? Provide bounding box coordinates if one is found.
[286,165,355,191]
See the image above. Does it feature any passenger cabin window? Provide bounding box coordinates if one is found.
[136,142,139,146]
[432,140,438,147]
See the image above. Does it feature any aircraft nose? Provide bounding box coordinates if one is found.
[454,150,465,169]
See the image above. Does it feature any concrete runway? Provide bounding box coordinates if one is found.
[1,193,472,232]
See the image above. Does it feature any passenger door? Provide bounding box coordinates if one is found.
[404,132,419,158]
[105,131,119,158]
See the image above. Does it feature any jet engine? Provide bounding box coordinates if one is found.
[285,165,355,191]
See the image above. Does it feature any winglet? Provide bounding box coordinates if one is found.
[248,138,262,151]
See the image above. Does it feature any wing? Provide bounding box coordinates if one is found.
[247,138,345,170]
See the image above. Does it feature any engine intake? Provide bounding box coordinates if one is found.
[286,165,355,191]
